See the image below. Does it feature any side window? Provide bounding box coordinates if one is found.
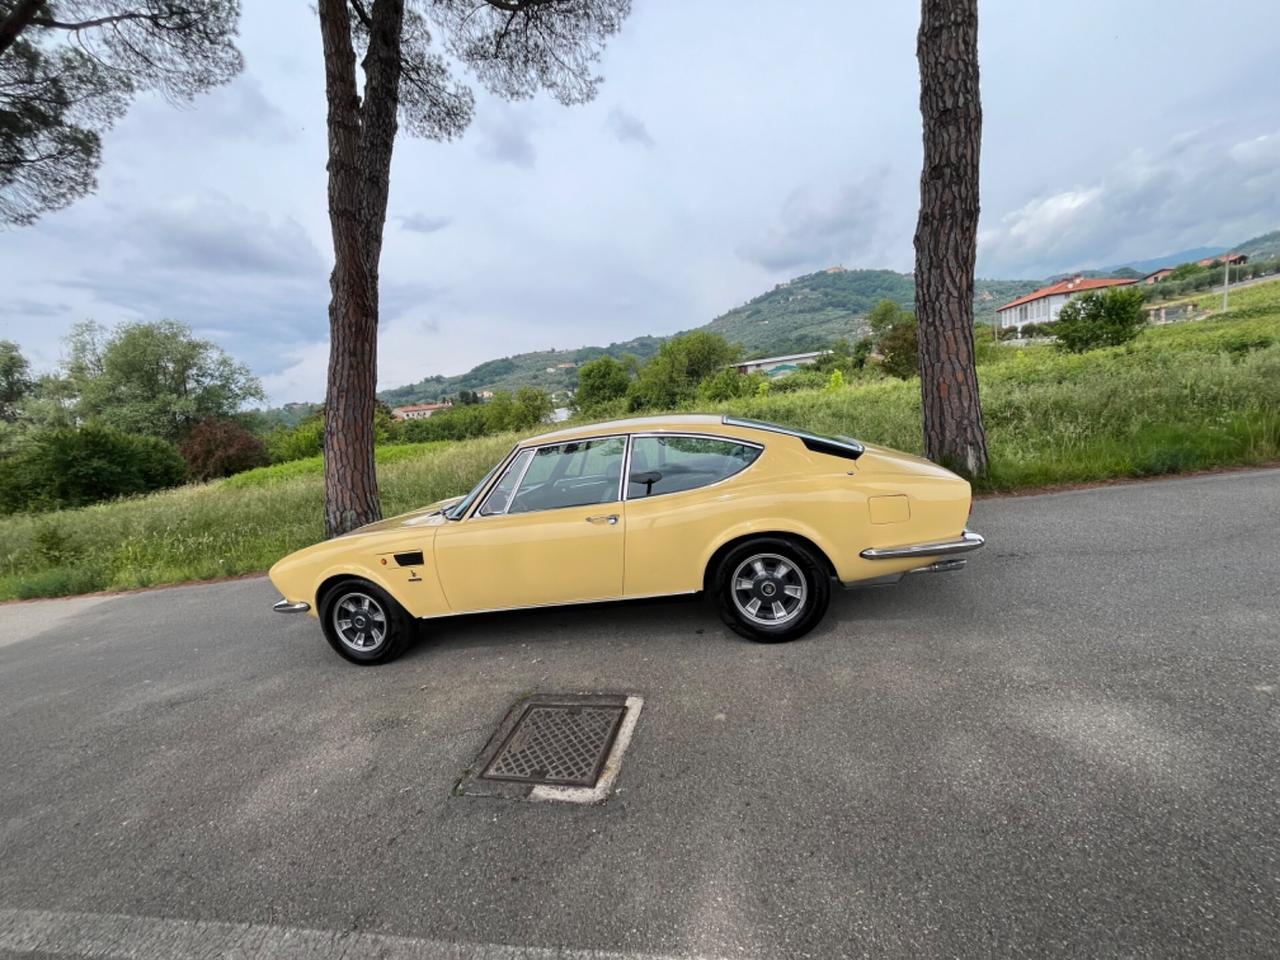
[477,449,533,516]
[505,438,626,514]
[627,436,761,498]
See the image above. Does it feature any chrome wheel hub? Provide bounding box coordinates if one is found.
[731,553,807,626]
[332,592,387,652]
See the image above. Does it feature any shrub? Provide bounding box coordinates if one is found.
[0,425,186,514]
[1055,287,1147,353]
[267,416,324,463]
[879,319,919,379]
[180,417,270,481]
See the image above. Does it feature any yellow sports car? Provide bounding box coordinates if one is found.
[270,414,984,664]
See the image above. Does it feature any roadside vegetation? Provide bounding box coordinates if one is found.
[1,278,1276,602]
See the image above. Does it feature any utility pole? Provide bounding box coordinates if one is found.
[1222,258,1230,312]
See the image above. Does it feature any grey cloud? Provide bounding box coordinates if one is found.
[476,114,536,169]
[608,108,654,148]
[397,213,452,234]
[738,176,888,273]
[112,198,326,278]
[978,127,1280,277]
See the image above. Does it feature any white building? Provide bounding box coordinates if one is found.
[731,350,829,376]
[997,276,1138,330]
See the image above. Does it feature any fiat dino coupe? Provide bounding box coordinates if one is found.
[270,415,984,664]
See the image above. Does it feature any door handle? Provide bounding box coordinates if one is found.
[585,514,619,525]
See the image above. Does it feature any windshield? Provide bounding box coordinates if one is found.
[444,457,506,520]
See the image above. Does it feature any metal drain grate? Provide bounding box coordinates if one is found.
[481,703,625,787]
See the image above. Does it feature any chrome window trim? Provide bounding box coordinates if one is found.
[721,415,864,456]
[446,444,520,521]
[463,434,629,520]
[621,431,765,503]
[477,447,535,517]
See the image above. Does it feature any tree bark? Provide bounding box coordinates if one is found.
[318,0,404,536]
[913,0,989,478]
[0,0,46,56]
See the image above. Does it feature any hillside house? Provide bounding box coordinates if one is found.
[392,400,453,421]
[731,351,828,376]
[1197,253,1248,267]
[996,276,1138,330]
[1143,268,1175,284]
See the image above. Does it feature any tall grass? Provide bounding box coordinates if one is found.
[1,289,1277,601]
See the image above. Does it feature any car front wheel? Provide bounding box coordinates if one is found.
[713,538,830,643]
[319,579,413,665]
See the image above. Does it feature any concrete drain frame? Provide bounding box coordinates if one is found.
[456,693,643,804]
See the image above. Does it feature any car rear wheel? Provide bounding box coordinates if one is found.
[713,538,830,643]
[319,579,413,665]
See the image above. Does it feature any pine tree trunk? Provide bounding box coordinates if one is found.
[913,0,989,478]
[317,0,404,537]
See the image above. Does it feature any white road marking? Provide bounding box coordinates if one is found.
[0,907,724,959]
[531,695,644,804]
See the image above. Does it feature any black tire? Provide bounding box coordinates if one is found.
[318,578,414,665]
[712,537,831,643]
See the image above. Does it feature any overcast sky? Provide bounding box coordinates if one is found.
[1,0,1277,405]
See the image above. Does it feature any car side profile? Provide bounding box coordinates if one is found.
[270,414,984,664]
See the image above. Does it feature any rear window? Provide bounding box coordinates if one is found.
[722,416,864,460]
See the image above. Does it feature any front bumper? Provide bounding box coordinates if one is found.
[273,598,311,613]
[860,529,985,560]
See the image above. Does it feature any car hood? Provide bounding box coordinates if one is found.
[339,496,463,536]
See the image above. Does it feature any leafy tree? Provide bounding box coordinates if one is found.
[851,336,874,370]
[867,299,911,338]
[826,369,845,392]
[1054,288,1147,353]
[627,331,739,411]
[56,319,263,442]
[914,0,988,477]
[574,355,631,410]
[179,416,268,481]
[0,1,242,225]
[698,367,750,403]
[0,339,31,421]
[314,0,631,537]
[483,387,553,433]
[514,386,553,428]
[0,424,185,513]
[879,318,919,380]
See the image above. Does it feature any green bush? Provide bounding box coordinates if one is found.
[1055,287,1147,353]
[266,416,324,462]
[0,425,186,514]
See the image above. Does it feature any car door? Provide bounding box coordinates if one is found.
[622,433,765,597]
[432,436,627,613]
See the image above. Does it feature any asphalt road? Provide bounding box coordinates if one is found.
[1,469,1278,959]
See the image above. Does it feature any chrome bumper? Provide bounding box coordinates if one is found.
[860,529,985,560]
[273,598,311,614]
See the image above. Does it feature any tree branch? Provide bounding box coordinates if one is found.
[0,0,46,57]
[29,9,198,33]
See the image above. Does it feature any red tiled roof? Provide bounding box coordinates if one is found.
[997,276,1137,312]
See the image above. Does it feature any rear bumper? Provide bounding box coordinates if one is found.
[859,529,985,560]
[273,598,311,614]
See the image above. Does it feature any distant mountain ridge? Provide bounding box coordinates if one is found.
[375,226,1278,406]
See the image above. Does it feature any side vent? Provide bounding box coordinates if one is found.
[394,551,424,567]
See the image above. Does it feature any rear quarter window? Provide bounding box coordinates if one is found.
[627,435,761,498]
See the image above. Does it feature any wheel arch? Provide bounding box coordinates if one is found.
[701,530,837,592]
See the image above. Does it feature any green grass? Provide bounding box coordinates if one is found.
[2,284,1279,602]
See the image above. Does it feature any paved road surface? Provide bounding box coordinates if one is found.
[1,470,1278,959]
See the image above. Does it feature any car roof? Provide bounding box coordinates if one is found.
[524,413,732,445]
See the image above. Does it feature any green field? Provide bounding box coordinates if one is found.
[2,280,1278,602]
